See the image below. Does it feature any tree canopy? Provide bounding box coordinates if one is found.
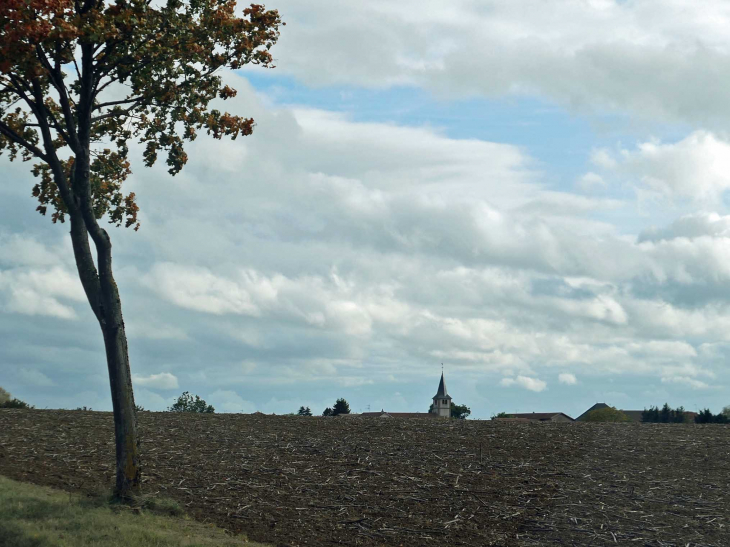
[1,0,282,230]
[167,392,214,413]
[323,398,350,416]
[450,402,471,420]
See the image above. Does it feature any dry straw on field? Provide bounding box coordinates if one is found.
[0,410,727,546]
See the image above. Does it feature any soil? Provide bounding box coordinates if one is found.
[0,409,728,546]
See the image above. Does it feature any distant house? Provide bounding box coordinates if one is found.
[576,403,610,421]
[509,412,574,423]
[360,411,438,419]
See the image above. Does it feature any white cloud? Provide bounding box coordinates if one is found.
[660,376,712,390]
[208,390,256,413]
[590,132,730,203]
[0,237,85,320]
[500,375,547,392]
[558,373,577,385]
[132,373,179,390]
[17,368,54,387]
[576,172,605,192]
[621,132,730,201]
[268,0,730,127]
[6,64,730,415]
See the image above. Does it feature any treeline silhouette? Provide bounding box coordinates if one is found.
[641,404,687,423]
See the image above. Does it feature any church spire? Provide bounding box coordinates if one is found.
[435,371,448,398]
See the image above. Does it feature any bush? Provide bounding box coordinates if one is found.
[0,388,33,409]
[491,412,514,420]
[584,407,630,422]
[1,398,33,409]
[167,392,214,413]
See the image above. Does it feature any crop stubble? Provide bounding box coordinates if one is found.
[0,410,728,546]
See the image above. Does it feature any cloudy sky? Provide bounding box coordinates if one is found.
[3,0,730,418]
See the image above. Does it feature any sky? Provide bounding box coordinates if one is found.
[2,0,730,419]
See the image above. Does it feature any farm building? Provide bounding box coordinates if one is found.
[359,411,438,419]
[509,412,575,423]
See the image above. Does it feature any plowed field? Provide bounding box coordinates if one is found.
[0,410,728,546]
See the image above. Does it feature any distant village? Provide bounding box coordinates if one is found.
[330,373,728,424]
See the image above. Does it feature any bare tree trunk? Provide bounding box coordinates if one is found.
[100,281,140,498]
[69,213,141,498]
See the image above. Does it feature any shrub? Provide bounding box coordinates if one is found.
[491,412,514,420]
[167,392,214,413]
[584,407,630,422]
[0,388,33,409]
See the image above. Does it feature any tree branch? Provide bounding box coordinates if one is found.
[28,78,78,214]
[93,96,143,110]
[35,44,81,153]
[0,121,48,162]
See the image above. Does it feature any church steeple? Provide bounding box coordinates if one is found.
[431,370,452,418]
[435,372,448,398]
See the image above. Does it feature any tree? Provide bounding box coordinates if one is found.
[695,408,730,424]
[0,387,9,405]
[167,392,214,413]
[491,412,513,420]
[584,407,630,423]
[451,402,471,420]
[332,398,350,416]
[722,406,730,419]
[0,1,282,498]
[297,406,312,416]
[322,407,333,417]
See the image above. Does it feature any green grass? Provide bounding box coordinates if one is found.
[0,475,270,547]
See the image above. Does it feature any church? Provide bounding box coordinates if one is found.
[359,372,452,419]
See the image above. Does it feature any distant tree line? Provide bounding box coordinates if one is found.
[642,403,687,423]
[695,408,729,424]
